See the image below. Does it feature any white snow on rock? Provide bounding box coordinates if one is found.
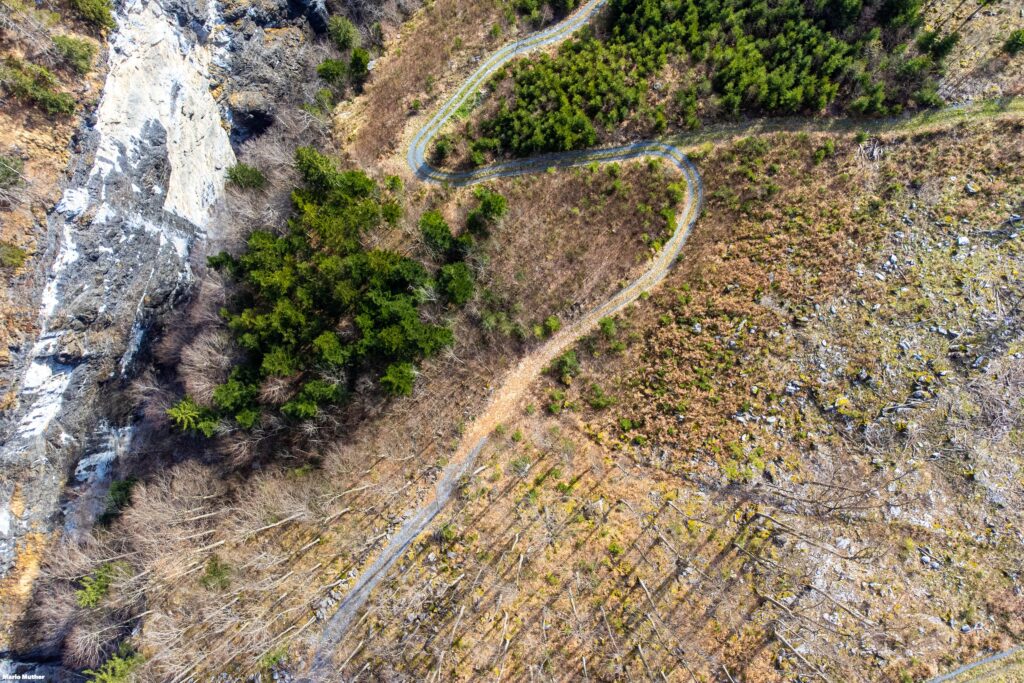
[132,213,191,258]
[92,0,235,228]
[56,187,90,217]
[73,424,133,484]
[39,222,79,318]
[119,317,146,374]
[94,202,118,223]
[17,336,75,439]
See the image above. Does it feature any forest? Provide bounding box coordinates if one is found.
[168,149,500,434]
[468,0,954,157]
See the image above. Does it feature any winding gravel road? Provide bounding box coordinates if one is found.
[927,645,1024,683]
[306,0,704,676]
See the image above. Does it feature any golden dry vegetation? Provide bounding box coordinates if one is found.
[6,0,1024,676]
[8,157,682,678]
[321,118,1024,682]
[340,0,540,166]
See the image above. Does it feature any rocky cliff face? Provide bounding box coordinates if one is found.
[0,0,235,653]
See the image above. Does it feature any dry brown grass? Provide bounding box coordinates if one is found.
[927,0,1024,101]
[476,161,680,327]
[7,155,680,678]
[343,0,550,166]
[322,118,1024,682]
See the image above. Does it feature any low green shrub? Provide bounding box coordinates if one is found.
[812,138,836,164]
[0,242,27,269]
[380,362,416,396]
[303,87,335,118]
[420,210,451,252]
[328,15,359,51]
[167,397,218,436]
[916,30,959,62]
[548,350,580,384]
[1005,29,1024,55]
[52,35,96,74]
[349,47,370,87]
[201,555,231,590]
[546,388,566,413]
[0,154,24,189]
[259,648,288,672]
[317,58,348,87]
[438,262,475,306]
[509,455,532,477]
[598,316,617,339]
[586,383,615,409]
[466,186,508,235]
[226,162,266,189]
[433,135,453,163]
[419,209,473,261]
[0,57,75,115]
[70,0,115,29]
[84,646,143,683]
[76,562,128,608]
[99,478,136,524]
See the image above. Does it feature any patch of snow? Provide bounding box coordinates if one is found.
[17,374,70,438]
[73,423,134,484]
[39,222,80,318]
[73,450,114,483]
[94,202,117,223]
[17,335,75,439]
[130,213,191,261]
[119,319,145,374]
[57,187,90,217]
[167,230,190,258]
[22,357,54,391]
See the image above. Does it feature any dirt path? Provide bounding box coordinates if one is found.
[307,144,703,679]
[929,646,1024,683]
[305,2,703,675]
[304,0,1024,673]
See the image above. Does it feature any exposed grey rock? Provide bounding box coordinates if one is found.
[223,26,315,142]
[0,0,233,643]
[0,659,77,682]
[228,89,277,143]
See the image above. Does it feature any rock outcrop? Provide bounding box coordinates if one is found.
[0,0,234,655]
